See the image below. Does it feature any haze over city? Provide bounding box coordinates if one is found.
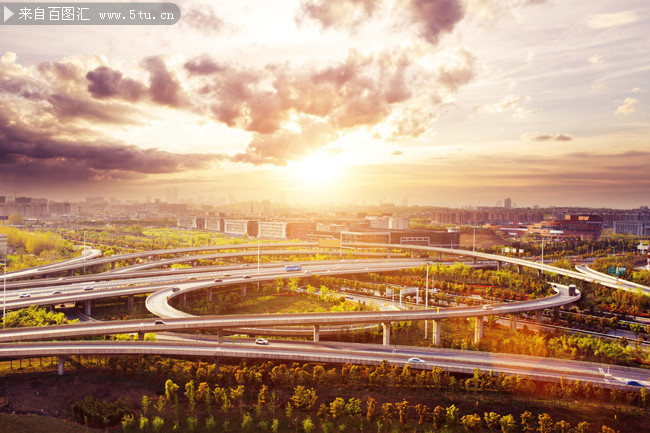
[1,0,648,208]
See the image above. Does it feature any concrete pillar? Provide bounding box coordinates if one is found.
[180,294,187,309]
[474,316,483,343]
[68,269,74,276]
[496,261,502,271]
[509,314,517,332]
[241,284,247,298]
[84,300,92,316]
[208,288,213,302]
[130,259,136,265]
[217,329,223,344]
[110,262,115,270]
[535,310,543,323]
[127,295,134,312]
[138,331,145,341]
[438,252,443,260]
[472,257,477,264]
[432,319,441,347]
[538,269,543,277]
[58,356,65,375]
[382,322,391,346]
[313,324,320,342]
[214,357,220,374]
[517,264,523,273]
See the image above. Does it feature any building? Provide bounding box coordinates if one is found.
[528,215,603,240]
[367,216,409,230]
[223,219,259,237]
[614,220,650,236]
[0,233,7,259]
[504,197,512,209]
[325,229,459,248]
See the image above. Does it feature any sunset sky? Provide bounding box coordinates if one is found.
[0,0,648,208]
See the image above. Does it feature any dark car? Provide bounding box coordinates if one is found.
[214,279,223,283]
[155,320,166,325]
[171,287,181,292]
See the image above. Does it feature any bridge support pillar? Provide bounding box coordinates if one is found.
[382,322,391,346]
[538,269,543,277]
[535,310,543,323]
[474,316,483,343]
[180,294,187,309]
[84,300,92,316]
[138,331,145,341]
[214,357,220,374]
[496,261,502,271]
[472,257,477,264]
[208,289,213,302]
[432,320,441,347]
[241,284,247,298]
[130,259,136,265]
[217,329,223,344]
[58,356,65,376]
[110,262,115,270]
[68,269,74,276]
[313,324,320,342]
[509,314,517,332]
[127,295,134,312]
[517,264,523,273]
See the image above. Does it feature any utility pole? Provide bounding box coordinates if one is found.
[425,263,429,338]
[2,259,6,329]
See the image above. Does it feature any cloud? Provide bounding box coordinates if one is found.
[0,109,223,186]
[631,87,647,94]
[474,94,520,114]
[586,11,638,29]
[407,0,465,44]
[142,56,186,108]
[434,46,477,92]
[464,0,549,25]
[184,55,227,76]
[181,4,226,35]
[615,97,637,115]
[232,119,337,166]
[522,133,574,142]
[392,150,403,156]
[86,66,147,101]
[588,55,603,64]
[296,0,382,31]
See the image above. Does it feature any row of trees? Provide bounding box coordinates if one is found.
[109,375,631,432]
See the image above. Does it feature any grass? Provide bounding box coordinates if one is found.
[231,293,338,315]
[0,413,118,433]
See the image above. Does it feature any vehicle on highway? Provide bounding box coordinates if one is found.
[345,296,354,300]
[243,275,251,279]
[52,291,62,295]
[83,286,93,291]
[284,264,302,272]
[188,276,197,280]
[155,320,166,325]
[408,357,425,363]
[223,273,231,277]
[255,338,269,345]
[482,304,492,310]
[171,287,181,292]
[19,293,30,298]
[214,279,223,283]
[626,380,644,387]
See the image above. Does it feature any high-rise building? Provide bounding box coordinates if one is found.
[504,197,512,209]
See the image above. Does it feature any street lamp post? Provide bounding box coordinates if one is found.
[2,259,6,329]
[472,225,476,252]
[425,263,429,338]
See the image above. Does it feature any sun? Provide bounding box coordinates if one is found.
[286,153,346,189]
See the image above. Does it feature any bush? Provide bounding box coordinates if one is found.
[71,395,133,428]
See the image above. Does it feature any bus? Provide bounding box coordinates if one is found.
[284,264,302,272]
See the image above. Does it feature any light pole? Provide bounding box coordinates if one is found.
[257,239,260,275]
[424,263,429,338]
[540,237,545,276]
[472,225,476,252]
[2,259,6,329]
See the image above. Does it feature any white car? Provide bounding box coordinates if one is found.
[408,357,425,363]
[255,338,269,345]
[19,293,30,298]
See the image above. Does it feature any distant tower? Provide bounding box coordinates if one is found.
[504,197,512,209]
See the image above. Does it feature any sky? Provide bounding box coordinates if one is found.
[0,0,648,208]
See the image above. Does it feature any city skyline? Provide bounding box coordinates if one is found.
[1,0,649,208]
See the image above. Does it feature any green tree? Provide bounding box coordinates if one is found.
[484,412,500,431]
[366,397,377,424]
[185,380,196,414]
[446,405,460,429]
[303,417,315,433]
[330,398,346,421]
[538,414,553,433]
[291,385,318,411]
[396,400,410,427]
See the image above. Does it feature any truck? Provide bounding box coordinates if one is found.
[568,284,577,296]
[284,264,302,272]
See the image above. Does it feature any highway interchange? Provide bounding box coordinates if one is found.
[1,241,649,389]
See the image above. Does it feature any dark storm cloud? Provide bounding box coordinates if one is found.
[86,66,147,101]
[142,56,186,107]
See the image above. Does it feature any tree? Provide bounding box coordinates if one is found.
[291,386,318,412]
[432,406,446,431]
[446,405,460,429]
[329,397,345,421]
[500,414,517,433]
[185,380,196,414]
[366,397,377,423]
[520,411,535,433]
[554,420,572,433]
[460,413,482,431]
[8,213,24,226]
[538,414,553,433]
[345,397,362,418]
[484,412,501,431]
[303,417,315,433]
[396,400,409,427]
[575,422,591,433]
